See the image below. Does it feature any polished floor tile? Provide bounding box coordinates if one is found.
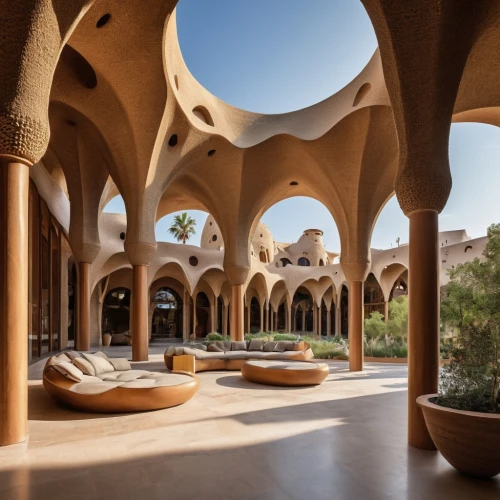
[0,351,497,500]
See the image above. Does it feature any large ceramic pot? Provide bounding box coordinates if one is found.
[102,333,112,347]
[417,394,500,478]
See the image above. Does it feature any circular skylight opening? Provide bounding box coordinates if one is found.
[177,1,377,114]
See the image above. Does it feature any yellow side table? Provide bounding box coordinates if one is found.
[172,354,196,374]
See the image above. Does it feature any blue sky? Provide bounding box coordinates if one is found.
[105,1,500,251]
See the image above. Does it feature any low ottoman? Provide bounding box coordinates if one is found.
[241,360,329,387]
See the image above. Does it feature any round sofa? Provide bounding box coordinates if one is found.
[43,352,199,413]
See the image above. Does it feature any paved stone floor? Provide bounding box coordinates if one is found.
[1,349,499,499]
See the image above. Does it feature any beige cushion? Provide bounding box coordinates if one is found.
[108,358,132,371]
[52,362,84,382]
[73,357,96,376]
[98,370,150,382]
[55,353,72,363]
[231,341,247,351]
[82,352,115,375]
[223,341,232,352]
[263,341,277,352]
[273,341,289,353]
[248,339,263,351]
[246,351,267,359]
[283,342,296,351]
[207,343,223,352]
[64,351,81,360]
[93,351,111,360]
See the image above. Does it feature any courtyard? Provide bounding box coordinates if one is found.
[0,348,497,500]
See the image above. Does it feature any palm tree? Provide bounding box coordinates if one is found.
[168,212,196,244]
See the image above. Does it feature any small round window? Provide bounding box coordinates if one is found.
[189,256,198,266]
[212,234,217,242]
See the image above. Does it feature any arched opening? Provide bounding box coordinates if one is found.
[293,287,313,333]
[259,250,267,263]
[177,2,377,113]
[156,210,209,246]
[259,197,340,267]
[151,287,183,339]
[249,296,261,333]
[364,273,384,318]
[193,292,210,337]
[102,288,131,343]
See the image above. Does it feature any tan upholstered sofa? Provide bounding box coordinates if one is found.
[164,339,313,373]
[43,351,199,413]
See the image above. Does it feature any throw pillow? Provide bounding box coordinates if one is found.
[73,357,96,376]
[215,341,225,351]
[283,342,296,351]
[55,353,71,363]
[273,341,288,353]
[231,341,247,351]
[248,339,263,351]
[109,358,132,371]
[263,341,277,352]
[52,362,83,382]
[223,341,232,352]
[82,352,115,375]
[207,343,223,352]
[64,351,81,360]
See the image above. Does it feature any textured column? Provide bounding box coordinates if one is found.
[286,305,292,333]
[270,307,274,331]
[76,262,90,351]
[384,300,389,321]
[301,308,306,332]
[265,305,269,332]
[0,160,29,446]
[247,304,251,334]
[132,265,148,361]
[407,210,440,449]
[230,284,244,341]
[259,304,264,332]
[312,307,317,334]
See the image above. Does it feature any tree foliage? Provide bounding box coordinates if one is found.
[168,212,197,244]
[386,296,408,343]
[438,223,500,413]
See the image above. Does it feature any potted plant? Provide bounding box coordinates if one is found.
[417,224,500,478]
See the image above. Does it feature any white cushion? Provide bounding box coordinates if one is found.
[72,357,96,376]
[108,358,131,371]
[82,352,115,375]
[52,362,84,382]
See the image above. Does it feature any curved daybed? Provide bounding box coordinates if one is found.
[43,352,199,413]
[165,339,314,373]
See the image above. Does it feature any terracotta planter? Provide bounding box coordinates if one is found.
[417,394,500,478]
[102,333,112,347]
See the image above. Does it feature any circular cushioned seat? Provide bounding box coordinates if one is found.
[241,360,329,387]
[43,357,199,413]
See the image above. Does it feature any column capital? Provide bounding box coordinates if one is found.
[0,154,33,167]
[341,261,370,282]
[395,157,452,217]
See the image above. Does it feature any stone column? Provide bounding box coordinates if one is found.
[76,262,91,351]
[317,305,322,338]
[265,304,269,332]
[0,159,29,446]
[301,307,306,332]
[396,156,451,449]
[210,301,216,334]
[384,300,389,321]
[131,265,148,361]
[230,284,244,341]
[286,305,292,333]
[348,281,364,371]
[312,307,317,334]
[214,295,219,332]
[222,303,229,336]
[269,307,274,331]
[259,304,264,332]
[335,305,341,337]
[192,293,197,338]
[407,210,441,449]
[326,307,332,337]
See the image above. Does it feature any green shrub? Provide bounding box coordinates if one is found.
[206,333,229,341]
[273,333,299,341]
